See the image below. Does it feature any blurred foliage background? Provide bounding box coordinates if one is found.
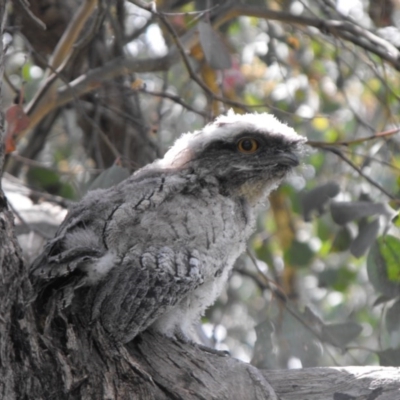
[3,0,400,369]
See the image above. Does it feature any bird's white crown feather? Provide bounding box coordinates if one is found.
[159,110,306,169]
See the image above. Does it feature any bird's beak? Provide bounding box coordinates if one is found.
[271,152,299,167]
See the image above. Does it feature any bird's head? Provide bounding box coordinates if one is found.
[158,110,307,205]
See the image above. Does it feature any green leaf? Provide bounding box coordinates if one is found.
[377,348,400,366]
[284,240,314,267]
[227,20,240,36]
[330,201,389,225]
[308,152,325,171]
[381,236,400,282]
[26,166,75,199]
[321,322,363,349]
[350,218,380,258]
[301,181,340,221]
[317,219,331,242]
[22,63,31,82]
[318,266,357,292]
[367,236,400,298]
[331,226,352,253]
[88,165,130,191]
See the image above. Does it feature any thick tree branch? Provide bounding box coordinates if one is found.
[132,333,400,400]
[23,0,99,136]
[49,0,98,70]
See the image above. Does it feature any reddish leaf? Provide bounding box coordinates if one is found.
[5,104,30,153]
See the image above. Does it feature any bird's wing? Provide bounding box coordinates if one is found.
[29,174,205,341]
[30,174,168,283]
[29,211,110,308]
[30,210,109,285]
[89,246,205,343]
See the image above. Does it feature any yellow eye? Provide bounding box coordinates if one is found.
[237,138,259,154]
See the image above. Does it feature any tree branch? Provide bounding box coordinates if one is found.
[325,146,399,201]
[48,0,98,70]
[13,0,46,30]
[216,5,400,70]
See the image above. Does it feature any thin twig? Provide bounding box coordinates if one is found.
[78,101,122,162]
[308,127,400,148]
[161,4,220,17]
[244,249,340,366]
[337,147,400,173]
[156,11,219,104]
[146,6,264,114]
[9,153,82,176]
[3,70,19,95]
[8,201,54,239]
[14,0,46,30]
[138,88,208,117]
[49,0,98,70]
[324,146,398,201]
[4,173,72,208]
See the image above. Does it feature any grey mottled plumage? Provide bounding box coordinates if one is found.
[31,110,306,343]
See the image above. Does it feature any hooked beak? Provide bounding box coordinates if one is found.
[269,152,299,167]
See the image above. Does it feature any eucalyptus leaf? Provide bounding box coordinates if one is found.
[88,165,130,192]
[367,236,400,298]
[301,181,340,221]
[377,348,400,366]
[321,322,363,349]
[350,218,380,258]
[331,226,352,253]
[26,166,75,199]
[284,240,314,267]
[330,201,388,225]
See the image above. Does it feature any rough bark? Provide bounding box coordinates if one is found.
[3,311,400,400]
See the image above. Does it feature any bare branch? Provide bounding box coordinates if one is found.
[137,87,208,117]
[217,5,400,70]
[49,0,98,70]
[13,0,46,30]
[21,0,99,141]
[308,127,400,147]
[325,146,399,201]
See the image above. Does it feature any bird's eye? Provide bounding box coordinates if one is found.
[237,138,259,154]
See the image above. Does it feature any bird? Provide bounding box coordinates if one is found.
[30,110,306,344]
